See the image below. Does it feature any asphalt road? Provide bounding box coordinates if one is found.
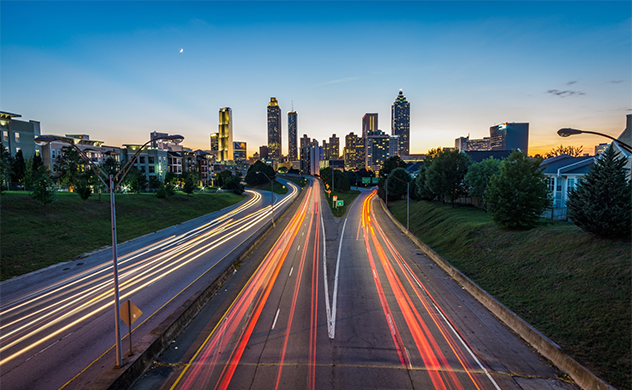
[0,182,299,390]
[133,183,579,390]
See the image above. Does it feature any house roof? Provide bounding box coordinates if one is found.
[540,154,595,176]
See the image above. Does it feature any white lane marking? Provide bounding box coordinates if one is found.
[297,245,301,251]
[384,239,502,390]
[272,308,280,330]
[327,215,348,340]
[289,267,293,277]
[321,214,332,338]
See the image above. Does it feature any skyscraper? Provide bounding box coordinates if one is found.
[288,111,298,162]
[391,89,410,156]
[344,132,362,171]
[490,122,529,154]
[218,107,233,162]
[362,113,378,168]
[267,97,282,160]
[329,134,340,160]
[366,129,390,172]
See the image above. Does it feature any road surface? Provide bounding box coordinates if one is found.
[139,183,577,389]
[0,182,299,390]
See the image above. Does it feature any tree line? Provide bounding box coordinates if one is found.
[374,148,630,237]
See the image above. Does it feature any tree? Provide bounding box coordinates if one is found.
[320,168,350,193]
[31,171,57,206]
[566,147,631,238]
[485,151,551,229]
[10,149,26,188]
[278,166,288,173]
[148,176,161,191]
[0,143,11,192]
[75,179,92,202]
[381,167,411,201]
[465,157,501,200]
[225,173,245,194]
[183,172,197,194]
[54,146,83,190]
[380,156,408,178]
[103,156,120,176]
[245,161,275,187]
[545,144,584,159]
[123,167,146,193]
[425,149,471,206]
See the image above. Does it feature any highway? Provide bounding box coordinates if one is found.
[0,181,300,390]
[156,183,577,390]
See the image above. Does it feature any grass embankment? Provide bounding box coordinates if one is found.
[1,191,244,281]
[284,177,307,187]
[324,189,361,218]
[389,200,631,389]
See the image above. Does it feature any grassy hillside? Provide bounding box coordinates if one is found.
[389,199,631,390]
[1,191,244,280]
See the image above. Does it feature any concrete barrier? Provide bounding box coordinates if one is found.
[378,199,615,390]
[85,185,308,390]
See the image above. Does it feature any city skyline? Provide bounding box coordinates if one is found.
[2,1,630,157]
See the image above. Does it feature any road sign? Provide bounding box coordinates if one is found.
[362,177,370,184]
[121,299,143,357]
[333,195,337,202]
[120,300,142,326]
[336,200,344,207]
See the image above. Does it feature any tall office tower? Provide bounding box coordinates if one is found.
[490,122,529,154]
[259,145,269,160]
[267,97,282,160]
[288,111,298,162]
[210,133,219,151]
[218,107,234,162]
[299,134,311,160]
[329,134,340,159]
[345,132,362,170]
[389,135,399,157]
[322,140,329,160]
[366,130,390,172]
[361,113,378,168]
[233,141,247,161]
[391,89,410,156]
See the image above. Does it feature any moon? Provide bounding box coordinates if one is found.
[179,48,183,53]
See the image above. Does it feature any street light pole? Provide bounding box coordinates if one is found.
[35,134,183,368]
[256,171,274,226]
[385,175,388,210]
[557,128,632,154]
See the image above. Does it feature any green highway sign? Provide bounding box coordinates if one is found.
[336,200,344,207]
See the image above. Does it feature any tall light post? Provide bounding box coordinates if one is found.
[35,133,184,368]
[557,128,632,154]
[256,171,274,226]
[388,173,411,231]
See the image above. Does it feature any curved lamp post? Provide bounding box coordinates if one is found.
[256,171,274,226]
[386,173,410,231]
[35,134,183,368]
[557,128,632,154]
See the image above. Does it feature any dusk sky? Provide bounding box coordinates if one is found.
[2,1,630,156]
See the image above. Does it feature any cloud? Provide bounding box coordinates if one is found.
[316,76,360,87]
[566,80,578,86]
[546,89,586,98]
[609,80,624,84]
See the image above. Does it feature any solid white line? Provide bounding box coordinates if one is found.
[289,267,293,277]
[328,215,348,339]
[297,245,300,251]
[271,308,280,330]
[321,214,332,339]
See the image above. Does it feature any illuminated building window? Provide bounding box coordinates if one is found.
[15,133,20,143]
[2,131,7,142]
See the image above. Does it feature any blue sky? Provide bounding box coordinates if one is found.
[2,1,630,156]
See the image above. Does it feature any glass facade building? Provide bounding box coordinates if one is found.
[391,89,410,156]
[218,107,233,162]
[288,111,298,162]
[490,122,529,154]
[267,97,282,160]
